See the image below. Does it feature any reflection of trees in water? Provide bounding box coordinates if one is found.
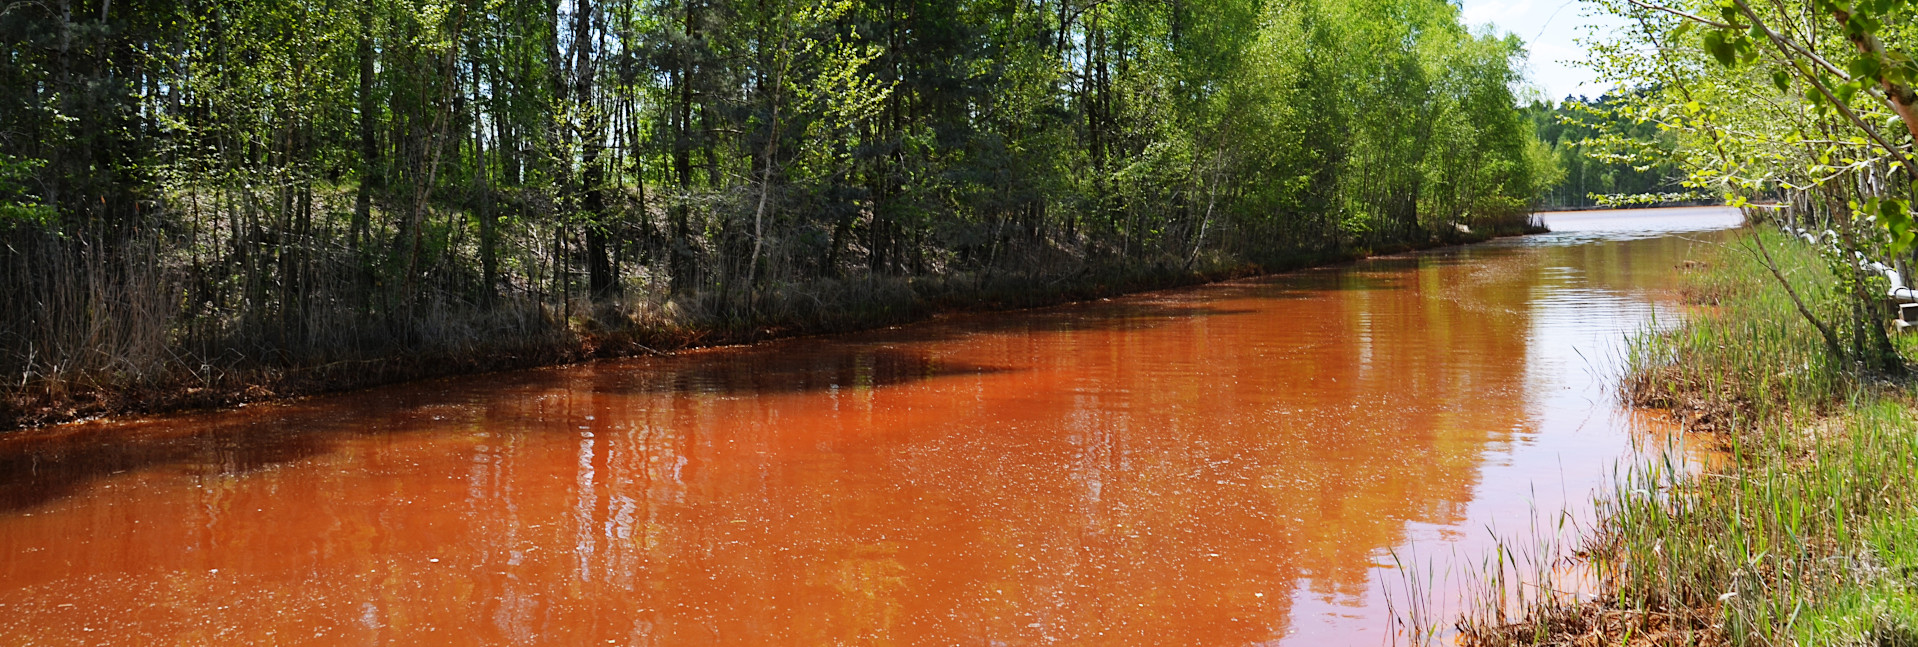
[0,235,1712,645]
[509,243,1562,645]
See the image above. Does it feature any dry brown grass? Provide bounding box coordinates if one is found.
[1461,602,1726,647]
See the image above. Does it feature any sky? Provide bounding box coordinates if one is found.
[1459,0,1631,102]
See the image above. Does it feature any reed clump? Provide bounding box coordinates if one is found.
[1462,229,1918,646]
[1621,231,1851,434]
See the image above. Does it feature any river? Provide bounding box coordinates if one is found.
[0,207,1742,645]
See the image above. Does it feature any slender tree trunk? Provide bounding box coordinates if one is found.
[669,0,697,293]
[353,6,378,259]
[576,0,614,300]
[475,69,498,305]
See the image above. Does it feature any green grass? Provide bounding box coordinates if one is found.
[1463,229,1918,646]
[1622,230,1852,432]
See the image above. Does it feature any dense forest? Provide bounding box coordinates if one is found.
[0,0,1554,423]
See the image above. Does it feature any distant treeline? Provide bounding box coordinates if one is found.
[1527,92,1685,209]
[0,0,1552,420]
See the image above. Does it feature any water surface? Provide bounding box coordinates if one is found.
[0,207,1742,645]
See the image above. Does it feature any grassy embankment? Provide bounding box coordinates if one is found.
[0,220,1540,431]
[1462,228,1918,646]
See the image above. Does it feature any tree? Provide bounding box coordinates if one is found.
[1591,0,1915,372]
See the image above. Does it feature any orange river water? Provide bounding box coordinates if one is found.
[0,207,1743,645]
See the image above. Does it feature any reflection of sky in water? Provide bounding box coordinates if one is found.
[0,209,1742,646]
[1524,206,1747,244]
[1288,207,1739,643]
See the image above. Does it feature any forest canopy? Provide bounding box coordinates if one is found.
[0,0,1554,417]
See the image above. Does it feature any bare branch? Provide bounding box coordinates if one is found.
[1624,0,1731,29]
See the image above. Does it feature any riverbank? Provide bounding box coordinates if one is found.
[0,220,1546,432]
[1460,227,1918,646]
[0,206,1730,645]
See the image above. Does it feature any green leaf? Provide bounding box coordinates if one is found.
[0,155,53,231]
[1847,13,1870,37]
[1850,55,1885,81]
[1774,70,1792,92]
[1704,30,1736,67]
[1836,80,1861,105]
[1882,199,1916,254]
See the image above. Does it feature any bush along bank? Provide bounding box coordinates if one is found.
[1,217,1540,431]
[1459,228,1918,646]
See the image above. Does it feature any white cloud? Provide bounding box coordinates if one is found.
[1463,0,1535,27]
[1459,0,1628,100]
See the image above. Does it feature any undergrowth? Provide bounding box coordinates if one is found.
[0,232,1436,430]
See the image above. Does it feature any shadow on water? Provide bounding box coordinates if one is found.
[0,347,1015,514]
[0,277,1389,515]
[0,247,1530,517]
[1220,253,1491,298]
[588,345,1018,396]
[805,299,1269,346]
[0,409,345,513]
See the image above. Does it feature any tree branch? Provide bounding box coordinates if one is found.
[1749,228,1850,364]
[1624,0,1731,29]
